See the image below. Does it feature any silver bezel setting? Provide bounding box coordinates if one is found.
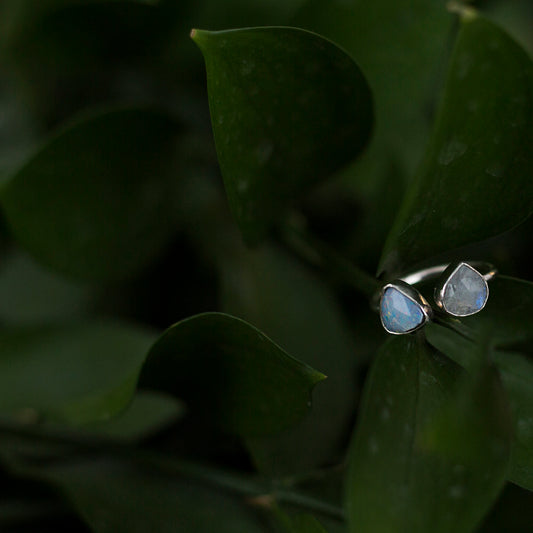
[433,261,489,317]
[380,280,433,335]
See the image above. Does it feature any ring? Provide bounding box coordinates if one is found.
[379,280,433,335]
[377,261,497,335]
[433,261,497,317]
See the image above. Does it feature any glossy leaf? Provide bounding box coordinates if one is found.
[429,277,533,349]
[79,391,184,441]
[0,322,156,424]
[379,15,533,275]
[278,511,329,533]
[295,0,453,175]
[483,0,533,56]
[346,335,511,533]
[0,249,92,324]
[192,27,373,243]
[15,459,268,533]
[479,483,533,533]
[427,275,533,492]
[220,243,358,475]
[0,108,180,281]
[140,312,326,437]
[493,350,533,490]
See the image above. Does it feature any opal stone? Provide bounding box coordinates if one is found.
[442,264,488,316]
[380,287,425,334]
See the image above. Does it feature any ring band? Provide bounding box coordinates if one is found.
[377,261,497,335]
[399,261,497,286]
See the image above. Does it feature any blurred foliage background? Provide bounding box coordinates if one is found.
[0,0,533,532]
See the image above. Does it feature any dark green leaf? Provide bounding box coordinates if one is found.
[0,322,156,424]
[0,81,36,181]
[464,276,533,347]
[479,482,533,533]
[277,509,329,533]
[192,27,373,243]
[193,0,306,29]
[79,391,184,441]
[493,350,533,490]
[483,0,533,56]
[0,108,180,281]
[428,277,533,349]
[220,243,358,475]
[294,0,453,175]
[379,14,533,275]
[0,249,92,324]
[18,459,268,533]
[140,312,326,437]
[427,287,533,492]
[290,514,328,533]
[346,335,511,533]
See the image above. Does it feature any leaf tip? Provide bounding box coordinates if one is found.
[190,28,209,45]
[313,371,328,385]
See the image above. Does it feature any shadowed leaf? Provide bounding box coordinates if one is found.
[379,15,533,276]
[193,26,373,243]
[0,108,180,281]
[346,335,511,533]
[140,312,326,437]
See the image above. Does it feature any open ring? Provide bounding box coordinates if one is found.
[377,261,497,335]
[433,261,497,317]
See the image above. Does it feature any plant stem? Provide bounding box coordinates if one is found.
[0,420,345,522]
[278,216,380,299]
[273,489,345,520]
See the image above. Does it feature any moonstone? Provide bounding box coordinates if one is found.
[442,264,487,316]
[380,287,424,334]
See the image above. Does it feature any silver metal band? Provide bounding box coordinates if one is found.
[399,261,497,286]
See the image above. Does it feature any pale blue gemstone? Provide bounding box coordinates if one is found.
[443,264,488,316]
[380,287,425,333]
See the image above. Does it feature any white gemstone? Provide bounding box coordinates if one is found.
[442,264,488,316]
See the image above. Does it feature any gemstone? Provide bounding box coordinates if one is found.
[442,264,488,316]
[380,286,425,334]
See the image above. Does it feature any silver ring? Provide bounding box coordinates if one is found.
[377,261,497,335]
[379,280,433,335]
[433,261,496,317]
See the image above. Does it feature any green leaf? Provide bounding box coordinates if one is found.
[294,0,453,175]
[192,27,373,244]
[15,459,268,533]
[427,281,533,492]
[427,277,533,350]
[346,335,511,533]
[289,514,328,533]
[219,243,358,475]
[492,350,533,490]
[140,312,326,437]
[483,0,533,57]
[0,249,92,324]
[79,391,184,441]
[277,509,329,533]
[478,483,533,533]
[193,0,306,29]
[379,15,533,275]
[0,322,156,424]
[0,108,180,281]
